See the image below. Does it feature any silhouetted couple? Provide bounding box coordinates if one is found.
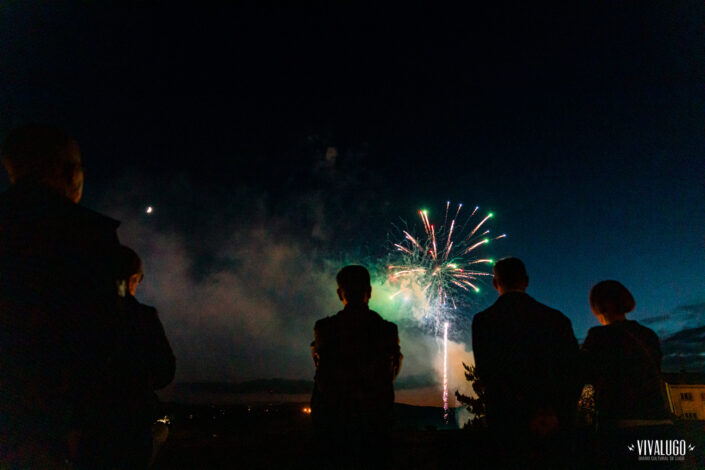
[0,125,175,469]
[473,257,674,469]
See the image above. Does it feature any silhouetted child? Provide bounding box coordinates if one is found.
[582,280,678,469]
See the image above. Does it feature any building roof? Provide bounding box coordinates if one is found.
[663,372,705,385]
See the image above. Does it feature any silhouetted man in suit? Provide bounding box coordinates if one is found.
[311,265,402,469]
[472,257,581,467]
[0,124,122,468]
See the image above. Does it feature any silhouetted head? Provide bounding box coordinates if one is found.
[0,124,84,203]
[589,280,635,325]
[336,265,372,305]
[492,257,529,295]
[116,245,144,297]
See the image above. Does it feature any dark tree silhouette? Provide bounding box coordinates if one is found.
[455,362,487,429]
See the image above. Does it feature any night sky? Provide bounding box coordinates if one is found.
[1,3,703,404]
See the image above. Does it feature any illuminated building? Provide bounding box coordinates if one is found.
[663,372,705,420]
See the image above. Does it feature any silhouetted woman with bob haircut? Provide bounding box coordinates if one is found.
[582,280,678,469]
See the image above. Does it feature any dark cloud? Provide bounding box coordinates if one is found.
[662,325,705,372]
[641,315,671,325]
[674,303,705,315]
[643,302,705,372]
[640,302,705,340]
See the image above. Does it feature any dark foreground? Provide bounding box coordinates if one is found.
[151,403,704,469]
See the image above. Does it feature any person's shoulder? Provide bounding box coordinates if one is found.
[369,310,399,343]
[530,296,572,324]
[629,320,661,342]
[0,186,68,219]
[314,316,331,330]
[581,326,605,351]
[629,320,655,332]
[0,187,119,238]
[124,295,159,322]
[369,310,397,328]
[583,325,608,346]
[71,203,120,233]
[314,312,341,331]
[585,324,606,337]
[529,296,562,315]
[471,307,491,328]
[1,186,120,230]
[134,297,158,317]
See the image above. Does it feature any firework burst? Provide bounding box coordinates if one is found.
[387,201,505,330]
[387,202,505,416]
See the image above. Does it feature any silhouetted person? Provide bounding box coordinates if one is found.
[79,246,176,469]
[0,124,122,468]
[472,257,581,467]
[582,280,677,469]
[311,265,402,469]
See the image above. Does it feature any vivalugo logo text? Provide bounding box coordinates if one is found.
[627,440,695,462]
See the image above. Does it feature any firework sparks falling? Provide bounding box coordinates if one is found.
[443,321,449,421]
[388,202,506,328]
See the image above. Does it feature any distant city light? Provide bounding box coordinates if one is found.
[302,407,312,415]
[146,206,153,214]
